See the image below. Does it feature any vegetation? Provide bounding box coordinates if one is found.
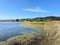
[22,21,60,45]
[0,16,60,22]
[19,16,60,22]
[16,19,20,22]
[0,33,42,45]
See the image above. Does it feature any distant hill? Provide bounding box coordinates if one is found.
[20,16,60,22]
[0,16,60,22]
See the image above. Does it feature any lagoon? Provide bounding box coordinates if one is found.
[0,22,39,41]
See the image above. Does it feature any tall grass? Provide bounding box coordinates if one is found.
[22,21,60,45]
[0,33,42,45]
[0,21,60,45]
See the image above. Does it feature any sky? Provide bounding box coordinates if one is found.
[0,0,60,19]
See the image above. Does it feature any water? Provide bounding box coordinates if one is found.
[0,22,40,41]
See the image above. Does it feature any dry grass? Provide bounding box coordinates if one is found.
[22,21,60,45]
[0,33,42,45]
[0,21,60,45]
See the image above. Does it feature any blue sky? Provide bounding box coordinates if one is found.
[0,0,60,19]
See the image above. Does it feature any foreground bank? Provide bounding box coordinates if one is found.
[22,21,60,45]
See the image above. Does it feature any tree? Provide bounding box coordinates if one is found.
[16,19,19,22]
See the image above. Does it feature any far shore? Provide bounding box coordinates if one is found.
[22,21,60,30]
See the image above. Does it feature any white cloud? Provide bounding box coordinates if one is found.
[23,8,48,13]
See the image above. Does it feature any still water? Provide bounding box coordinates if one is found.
[0,22,40,41]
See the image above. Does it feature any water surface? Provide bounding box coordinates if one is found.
[0,22,40,41]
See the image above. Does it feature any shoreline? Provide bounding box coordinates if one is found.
[0,32,41,45]
[0,21,60,45]
[22,21,60,30]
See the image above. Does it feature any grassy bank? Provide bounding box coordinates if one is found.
[22,21,60,45]
[0,33,42,45]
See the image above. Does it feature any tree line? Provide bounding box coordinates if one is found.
[16,16,60,22]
